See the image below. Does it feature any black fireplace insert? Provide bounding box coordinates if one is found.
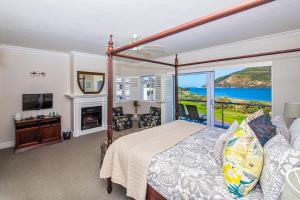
[81,106,102,130]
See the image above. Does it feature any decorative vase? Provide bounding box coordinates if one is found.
[133,100,140,118]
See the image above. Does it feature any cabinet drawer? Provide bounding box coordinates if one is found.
[40,123,61,143]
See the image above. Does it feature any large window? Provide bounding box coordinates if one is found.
[214,66,272,127]
[141,76,155,101]
[116,77,130,101]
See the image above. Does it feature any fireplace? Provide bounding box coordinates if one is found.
[81,106,102,130]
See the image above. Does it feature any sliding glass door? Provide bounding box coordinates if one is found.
[178,65,272,128]
[178,72,215,127]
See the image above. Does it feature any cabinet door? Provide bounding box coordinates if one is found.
[16,127,40,149]
[40,123,61,143]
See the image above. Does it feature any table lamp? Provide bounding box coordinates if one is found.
[284,103,300,144]
[284,102,300,119]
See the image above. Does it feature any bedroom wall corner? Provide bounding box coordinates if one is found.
[272,56,300,124]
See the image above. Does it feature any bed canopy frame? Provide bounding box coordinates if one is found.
[105,0,300,195]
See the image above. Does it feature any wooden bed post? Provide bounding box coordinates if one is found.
[107,34,113,146]
[175,54,179,120]
[107,34,113,194]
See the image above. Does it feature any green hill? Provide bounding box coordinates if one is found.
[215,66,271,88]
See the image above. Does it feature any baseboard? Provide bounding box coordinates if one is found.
[0,141,15,149]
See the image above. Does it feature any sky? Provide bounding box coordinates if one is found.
[179,67,245,88]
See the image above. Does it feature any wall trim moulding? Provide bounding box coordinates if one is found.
[65,94,107,99]
[159,28,300,62]
[179,61,273,74]
[70,51,107,59]
[0,44,69,56]
[0,141,15,150]
[70,51,133,65]
[191,29,300,55]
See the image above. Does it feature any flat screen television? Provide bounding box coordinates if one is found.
[22,93,53,111]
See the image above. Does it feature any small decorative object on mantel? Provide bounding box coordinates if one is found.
[30,71,46,78]
[133,100,140,118]
[49,112,58,117]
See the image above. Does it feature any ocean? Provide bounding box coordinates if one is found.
[189,88,271,102]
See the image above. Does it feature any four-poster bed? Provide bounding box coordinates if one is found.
[101,0,300,199]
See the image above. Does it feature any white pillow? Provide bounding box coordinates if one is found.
[260,134,300,200]
[293,136,300,150]
[290,118,300,146]
[272,115,291,142]
[214,120,239,165]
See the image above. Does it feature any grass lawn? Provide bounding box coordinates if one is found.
[181,101,247,124]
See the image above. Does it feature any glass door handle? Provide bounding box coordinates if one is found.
[211,99,215,108]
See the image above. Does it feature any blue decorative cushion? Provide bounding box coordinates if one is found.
[250,113,272,126]
[249,113,276,146]
[249,124,276,146]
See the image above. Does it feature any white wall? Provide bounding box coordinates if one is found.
[272,57,300,117]
[70,52,107,95]
[0,46,71,148]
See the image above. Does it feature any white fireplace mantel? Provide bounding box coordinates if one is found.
[66,94,107,137]
[65,94,107,99]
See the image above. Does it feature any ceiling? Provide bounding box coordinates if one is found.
[1,0,300,57]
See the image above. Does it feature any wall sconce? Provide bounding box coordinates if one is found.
[30,71,46,78]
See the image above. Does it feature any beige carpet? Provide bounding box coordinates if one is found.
[0,129,137,200]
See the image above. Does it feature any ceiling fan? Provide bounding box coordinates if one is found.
[124,34,164,57]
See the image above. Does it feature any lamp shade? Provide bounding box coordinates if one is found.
[284,103,300,118]
[281,168,300,200]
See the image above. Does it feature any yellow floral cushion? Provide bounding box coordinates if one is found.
[223,119,264,198]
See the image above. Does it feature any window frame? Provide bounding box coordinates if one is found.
[141,75,156,101]
[115,77,130,101]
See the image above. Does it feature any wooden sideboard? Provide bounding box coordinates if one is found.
[14,116,62,153]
